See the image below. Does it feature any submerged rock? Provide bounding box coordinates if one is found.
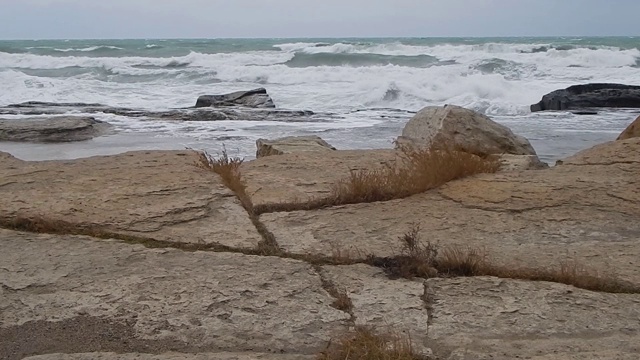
[618,115,640,140]
[0,116,113,142]
[256,135,336,158]
[397,104,537,157]
[196,88,276,108]
[530,83,640,112]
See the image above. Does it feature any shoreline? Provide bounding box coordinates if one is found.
[0,108,633,163]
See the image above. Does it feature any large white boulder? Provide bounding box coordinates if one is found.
[397,105,537,157]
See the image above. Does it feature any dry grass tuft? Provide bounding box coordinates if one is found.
[318,326,428,360]
[329,145,499,206]
[195,148,253,211]
[491,260,638,294]
[253,145,499,215]
[2,215,80,235]
[0,215,221,252]
[368,225,640,294]
[194,148,282,255]
[367,224,438,280]
[435,246,489,277]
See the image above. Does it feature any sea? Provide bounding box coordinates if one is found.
[1,37,639,162]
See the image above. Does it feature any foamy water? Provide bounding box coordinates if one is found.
[0,37,639,161]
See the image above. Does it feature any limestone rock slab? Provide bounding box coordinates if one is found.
[261,140,640,284]
[321,264,430,353]
[25,353,313,360]
[256,136,336,158]
[241,149,399,206]
[427,277,640,359]
[0,230,350,359]
[0,150,262,249]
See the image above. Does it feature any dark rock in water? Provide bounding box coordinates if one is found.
[530,83,640,112]
[0,101,323,123]
[0,116,113,142]
[195,88,275,108]
[571,111,599,115]
[7,101,104,108]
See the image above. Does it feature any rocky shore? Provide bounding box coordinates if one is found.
[1,101,639,359]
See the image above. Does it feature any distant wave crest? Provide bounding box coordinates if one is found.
[285,52,439,68]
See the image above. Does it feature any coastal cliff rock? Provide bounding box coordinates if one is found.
[0,116,113,142]
[530,83,640,112]
[618,115,640,140]
[256,135,336,158]
[1,138,640,359]
[397,104,537,157]
[195,88,276,108]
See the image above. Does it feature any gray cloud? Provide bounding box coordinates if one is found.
[0,0,638,39]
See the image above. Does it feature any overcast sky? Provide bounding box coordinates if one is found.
[0,0,638,40]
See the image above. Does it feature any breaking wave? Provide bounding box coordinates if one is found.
[285,53,439,68]
[1,38,639,115]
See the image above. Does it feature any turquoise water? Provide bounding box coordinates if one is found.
[2,37,639,57]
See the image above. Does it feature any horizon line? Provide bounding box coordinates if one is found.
[1,35,638,41]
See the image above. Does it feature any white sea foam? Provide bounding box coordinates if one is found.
[1,41,639,118]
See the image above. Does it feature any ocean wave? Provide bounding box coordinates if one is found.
[132,60,192,69]
[54,45,123,52]
[274,42,330,52]
[275,41,434,56]
[284,53,439,68]
[3,39,640,116]
[470,58,535,80]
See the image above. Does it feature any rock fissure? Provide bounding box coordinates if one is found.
[437,192,567,214]
[126,203,214,230]
[421,282,435,327]
[313,265,356,322]
[563,160,640,166]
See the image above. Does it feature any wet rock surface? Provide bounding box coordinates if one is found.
[196,88,276,108]
[0,116,113,142]
[0,101,323,122]
[530,83,640,112]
